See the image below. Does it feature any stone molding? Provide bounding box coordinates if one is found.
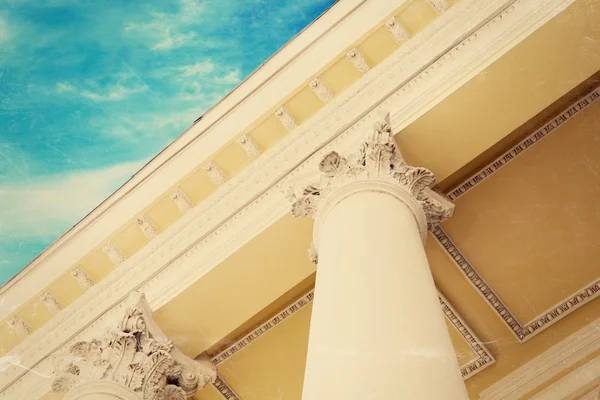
[435,85,600,342]
[0,0,575,396]
[51,292,216,400]
[211,289,494,382]
[289,113,454,259]
[212,376,241,400]
[479,318,600,400]
[529,356,600,400]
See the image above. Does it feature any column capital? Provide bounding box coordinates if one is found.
[51,292,217,400]
[289,113,454,258]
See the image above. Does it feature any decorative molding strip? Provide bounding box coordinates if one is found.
[237,135,261,158]
[170,188,193,213]
[135,215,158,239]
[101,243,126,265]
[204,161,228,186]
[6,316,31,337]
[436,85,600,342]
[580,387,600,400]
[438,291,495,379]
[530,355,600,400]
[212,289,493,380]
[427,0,450,15]
[0,0,576,396]
[431,226,524,340]
[447,86,600,201]
[479,318,600,400]
[274,107,297,132]
[71,266,95,290]
[39,292,63,315]
[385,17,411,43]
[346,49,370,73]
[213,375,241,400]
[309,77,334,102]
[212,291,314,365]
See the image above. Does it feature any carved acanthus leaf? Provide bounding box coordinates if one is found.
[51,292,216,399]
[289,113,455,256]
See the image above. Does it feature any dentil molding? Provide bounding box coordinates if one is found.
[0,0,575,397]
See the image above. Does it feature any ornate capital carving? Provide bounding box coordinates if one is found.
[51,292,216,399]
[289,113,454,261]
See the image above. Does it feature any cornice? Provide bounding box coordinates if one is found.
[0,0,574,397]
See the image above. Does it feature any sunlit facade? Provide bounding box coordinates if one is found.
[2,0,600,399]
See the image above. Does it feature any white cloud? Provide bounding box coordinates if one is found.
[0,160,145,239]
[178,61,215,77]
[80,83,147,101]
[215,70,242,85]
[152,30,196,50]
[56,82,76,93]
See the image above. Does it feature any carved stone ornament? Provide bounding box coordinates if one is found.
[289,113,454,262]
[346,49,370,74]
[385,17,411,43]
[204,161,228,186]
[102,243,127,265]
[51,292,217,399]
[72,266,95,290]
[136,216,159,239]
[40,291,63,315]
[170,189,193,213]
[309,78,334,103]
[274,107,297,131]
[6,316,32,337]
[426,0,450,15]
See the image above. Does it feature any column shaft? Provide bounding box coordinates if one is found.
[302,188,468,400]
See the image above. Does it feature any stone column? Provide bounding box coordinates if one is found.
[290,114,468,400]
[52,292,217,400]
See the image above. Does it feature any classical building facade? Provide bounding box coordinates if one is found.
[1,0,600,399]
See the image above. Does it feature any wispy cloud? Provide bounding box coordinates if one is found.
[152,30,196,50]
[56,82,76,93]
[215,69,242,85]
[81,83,147,101]
[178,61,215,77]
[0,161,144,239]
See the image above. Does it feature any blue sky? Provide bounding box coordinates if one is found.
[0,0,336,285]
